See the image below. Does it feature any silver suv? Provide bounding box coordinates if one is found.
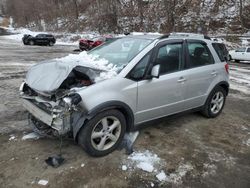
[20,33,229,156]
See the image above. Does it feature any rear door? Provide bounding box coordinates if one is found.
[181,40,218,109]
[235,48,246,60]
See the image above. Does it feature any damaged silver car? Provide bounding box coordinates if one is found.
[20,33,229,156]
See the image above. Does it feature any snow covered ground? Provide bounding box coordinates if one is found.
[229,64,250,95]
[2,27,98,45]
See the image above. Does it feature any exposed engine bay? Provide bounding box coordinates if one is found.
[20,65,103,138]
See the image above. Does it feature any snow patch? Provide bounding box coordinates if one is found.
[229,65,250,95]
[243,138,250,146]
[55,51,118,82]
[127,150,161,173]
[137,162,154,172]
[208,152,236,167]
[22,132,40,140]
[9,134,16,141]
[38,179,48,186]
[156,171,168,181]
[202,163,217,177]
[168,163,193,184]
[122,165,127,171]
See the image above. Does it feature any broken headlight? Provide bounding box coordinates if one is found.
[62,93,82,109]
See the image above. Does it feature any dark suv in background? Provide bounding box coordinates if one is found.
[22,34,56,46]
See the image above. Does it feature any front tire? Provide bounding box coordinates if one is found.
[202,86,226,118]
[78,109,126,157]
[49,41,54,46]
[29,40,34,45]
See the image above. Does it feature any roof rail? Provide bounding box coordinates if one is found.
[168,32,211,40]
[158,34,169,39]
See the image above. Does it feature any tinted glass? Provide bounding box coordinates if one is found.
[129,52,151,80]
[187,42,214,68]
[212,43,228,62]
[235,48,246,52]
[247,48,250,52]
[155,43,183,75]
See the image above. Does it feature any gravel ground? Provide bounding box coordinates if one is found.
[0,36,250,188]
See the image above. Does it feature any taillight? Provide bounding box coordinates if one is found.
[225,63,229,74]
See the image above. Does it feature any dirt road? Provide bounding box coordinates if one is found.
[0,37,250,188]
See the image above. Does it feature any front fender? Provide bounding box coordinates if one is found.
[72,100,135,141]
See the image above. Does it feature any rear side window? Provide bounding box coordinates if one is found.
[247,48,250,52]
[235,48,246,52]
[187,42,214,68]
[212,43,228,62]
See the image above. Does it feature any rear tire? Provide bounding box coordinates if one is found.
[77,109,126,157]
[201,86,226,118]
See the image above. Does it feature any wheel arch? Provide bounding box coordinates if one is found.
[203,81,229,107]
[73,101,135,141]
[216,81,229,96]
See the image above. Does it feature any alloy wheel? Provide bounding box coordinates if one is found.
[91,116,121,151]
[210,91,224,114]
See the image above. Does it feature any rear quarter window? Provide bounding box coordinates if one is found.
[212,43,228,62]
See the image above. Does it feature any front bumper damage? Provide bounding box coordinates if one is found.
[22,98,71,135]
[20,82,85,137]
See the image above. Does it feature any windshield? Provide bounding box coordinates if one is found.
[88,37,153,70]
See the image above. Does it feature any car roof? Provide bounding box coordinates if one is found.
[126,32,212,42]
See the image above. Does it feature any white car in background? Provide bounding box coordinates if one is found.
[229,47,250,62]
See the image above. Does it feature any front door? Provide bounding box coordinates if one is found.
[135,40,186,124]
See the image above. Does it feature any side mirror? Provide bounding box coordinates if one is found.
[151,64,160,78]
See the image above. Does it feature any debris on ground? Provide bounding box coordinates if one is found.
[45,155,65,168]
[22,132,40,140]
[119,131,139,154]
[9,134,16,141]
[38,179,48,186]
[81,163,85,167]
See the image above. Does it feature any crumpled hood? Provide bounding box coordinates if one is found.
[25,52,117,93]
